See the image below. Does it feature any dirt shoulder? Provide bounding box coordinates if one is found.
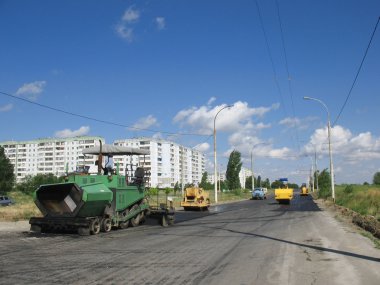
[0,220,30,233]
[315,198,380,245]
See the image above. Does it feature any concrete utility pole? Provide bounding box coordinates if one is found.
[303,96,335,202]
[251,142,268,192]
[214,105,232,203]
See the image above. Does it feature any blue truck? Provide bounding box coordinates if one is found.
[251,188,267,200]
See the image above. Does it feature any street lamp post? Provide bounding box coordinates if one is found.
[303,96,335,202]
[214,105,232,204]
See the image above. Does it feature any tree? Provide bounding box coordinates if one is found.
[373,172,380,185]
[271,180,283,189]
[262,178,270,188]
[16,173,62,194]
[257,175,262,187]
[174,181,180,195]
[245,175,263,190]
[288,183,299,189]
[226,150,242,190]
[317,168,331,199]
[0,146,15,194]
[199,172,213,190]
[200,172,208,188]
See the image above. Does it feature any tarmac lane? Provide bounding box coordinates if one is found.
[0,194,379,285]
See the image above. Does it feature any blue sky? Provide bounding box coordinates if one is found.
[1,0,380,184]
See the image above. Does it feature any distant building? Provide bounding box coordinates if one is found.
[113,138,205,188]
[208,167,252,189]
[1,136,205,188]
[239,167,252,189]
[0,137,103,183]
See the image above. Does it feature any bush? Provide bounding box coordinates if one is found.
[148,188,158,196]
[15,174,63,194]
[343,185,354,194]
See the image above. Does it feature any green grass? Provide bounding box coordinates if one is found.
[335,184,380,221]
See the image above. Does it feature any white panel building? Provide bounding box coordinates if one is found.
[0,137,103,183]
[113,138,205,188]
[1,136,205,187]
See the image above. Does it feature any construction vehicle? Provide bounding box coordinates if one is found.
[181,187,210,211]
[29,142,174,235]
[274,178,293,204]
[300,183,309,196]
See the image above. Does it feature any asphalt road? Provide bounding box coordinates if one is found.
[0,192,379,285]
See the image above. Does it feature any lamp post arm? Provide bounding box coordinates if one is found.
[213,105,232,204]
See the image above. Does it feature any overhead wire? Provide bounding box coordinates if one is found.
[275,0,301,152]
[0,90,211,137]
[254,0,288,118]
[333,16,380,126]
[254,0,301,155]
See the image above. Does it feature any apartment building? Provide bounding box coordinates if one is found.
[0,137,103,183]
[113,138,205,188]
[1,136,205,188]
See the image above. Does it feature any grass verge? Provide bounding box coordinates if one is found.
[0,191,41,222]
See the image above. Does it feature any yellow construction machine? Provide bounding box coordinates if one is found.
[300,183,309,196]
[181,187,210,211]
[274,178,293,204]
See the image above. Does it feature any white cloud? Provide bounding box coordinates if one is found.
[207,97,216,105]
[304,125,380,161]
[255,122,271,130]
[279,116,318,130]
[116,24,134,42]
[193,142,210,152]
[132,115,158,130]
[156,17,165,30]
[15,81,46,100]
[116,7,140,42]
[0,104,13,112]
[55,126,90,138]
[122,7,140,23]
[173,101,278,135]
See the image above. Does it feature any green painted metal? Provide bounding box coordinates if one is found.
[34,172,146,220]
[77,183,113,217]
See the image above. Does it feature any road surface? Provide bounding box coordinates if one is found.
[0,192,379,285]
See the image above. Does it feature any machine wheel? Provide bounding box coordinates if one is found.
[101,218,112,232]
[161,215,168,227]
[139,211,146,224]
[119,221,129,229]
[90,218,101,235]
[130,205,141,227]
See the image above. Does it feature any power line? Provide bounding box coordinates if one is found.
[254,0,287,117]
[275,0,301,152]
[0,90,210,137]
[254,0,302,154]
[333,16,380,126]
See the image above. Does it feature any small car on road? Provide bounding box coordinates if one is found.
[252,188,267,200]
[0,196,14,206]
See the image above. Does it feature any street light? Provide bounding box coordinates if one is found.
[303,96,335,202]
[250,142,268,192]
[214,105,232,203]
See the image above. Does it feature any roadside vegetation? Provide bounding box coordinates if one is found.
[335,184,380,221]
[313,169,380,221]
